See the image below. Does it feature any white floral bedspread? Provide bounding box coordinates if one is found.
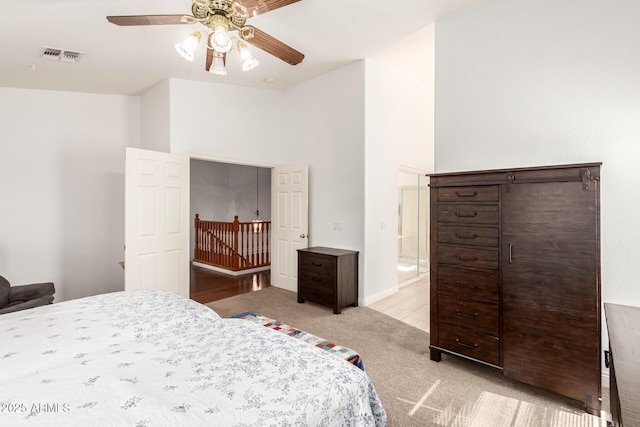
[0,290,386,426]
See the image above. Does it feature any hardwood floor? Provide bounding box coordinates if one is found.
[369,278,429,333]
[190,263,429,334]
[190,264,270,304]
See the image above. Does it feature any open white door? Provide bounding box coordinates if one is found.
[125,147,190,297]
[270,164,309,292]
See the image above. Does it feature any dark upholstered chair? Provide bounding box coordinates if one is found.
[0,275,55,315]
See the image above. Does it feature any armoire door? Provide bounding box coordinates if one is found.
[501,178,601,414]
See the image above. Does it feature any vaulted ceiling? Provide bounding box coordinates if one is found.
[0,0,479,95]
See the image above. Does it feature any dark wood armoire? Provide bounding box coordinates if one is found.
[428,163,601,415]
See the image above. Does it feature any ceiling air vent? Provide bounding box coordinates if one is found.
[41,47,85,63]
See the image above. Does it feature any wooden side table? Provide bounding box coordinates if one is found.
[297,247,358,314]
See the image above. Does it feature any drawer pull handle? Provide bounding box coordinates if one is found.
[311,262,322,267]
[455,281,478,290]
[455,232,478,240]
[455,191,478,198]
[455,255,478,262]
[455,338,479,349]
[455,309,479,319]
[455,211,478,218]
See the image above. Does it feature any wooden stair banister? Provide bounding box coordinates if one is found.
[194,214,271,272]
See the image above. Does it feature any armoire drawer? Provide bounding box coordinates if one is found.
[438,266,499,302]
[438,323,500,366]
[437,204,499,225]
[438,246,499,270]
[437,186,499,202]
[438,295,499,334]
[438,225,499,247]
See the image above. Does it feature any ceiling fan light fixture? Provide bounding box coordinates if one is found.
[237,40,259,71]
[209,52,227,76]
[175,32,201,62]
[209,25,232,53]
[107,0,305,75]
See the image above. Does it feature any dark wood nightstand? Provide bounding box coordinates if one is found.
[297,247,358,314]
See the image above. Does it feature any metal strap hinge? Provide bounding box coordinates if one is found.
[581,168,599,191]
[506,173,515,192]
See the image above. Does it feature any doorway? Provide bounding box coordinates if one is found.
[189,158,272,302]
[124,149,307,300]
[397,170,429,286]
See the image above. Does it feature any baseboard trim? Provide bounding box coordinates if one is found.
[362,286,399,307]
[192,261,270,277]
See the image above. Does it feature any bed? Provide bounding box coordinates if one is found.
[0,290,386,426]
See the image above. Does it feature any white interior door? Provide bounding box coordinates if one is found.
[270,164,309,292]
[124,147,190,297]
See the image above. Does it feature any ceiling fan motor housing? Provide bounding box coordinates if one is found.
[192,0,248,31]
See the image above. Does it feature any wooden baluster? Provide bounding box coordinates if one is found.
[267,222,271,265]
[251,224,258,265]
[210,223,214,264]
[243,222,247,266]
[223,222,228,268]
[228,221,233,269]
[243,223,248,268]
[194,214,199,260]
[256,224,261,266]
[260,222,267,266]
[210,223,213,264]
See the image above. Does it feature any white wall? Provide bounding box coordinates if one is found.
[282,62,367,295]
[435,0,640,379]
[435,0,640,306]
[363,25,435,302]
[140,80,170,152]
[167,78,283,164]
[0,88,140,301]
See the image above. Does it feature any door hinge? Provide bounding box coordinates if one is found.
[505,173,515,192]
[581,168,599,191]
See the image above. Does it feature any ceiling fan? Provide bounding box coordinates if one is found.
[106,0,304,74]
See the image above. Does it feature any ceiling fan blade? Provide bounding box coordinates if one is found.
[106,15,190,26]
[240,26,304,66]
[206,48,213,72]
[239,0,302,17]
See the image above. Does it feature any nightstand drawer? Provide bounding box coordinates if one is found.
[438,323,500,366]
[299,283,333,306]
[438,295,499,334]
[299,271,334,290]
[299,254,336,274]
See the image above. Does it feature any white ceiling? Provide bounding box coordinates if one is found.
[0,0,479,96]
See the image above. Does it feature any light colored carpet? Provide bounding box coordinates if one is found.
[206,287,609,427]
